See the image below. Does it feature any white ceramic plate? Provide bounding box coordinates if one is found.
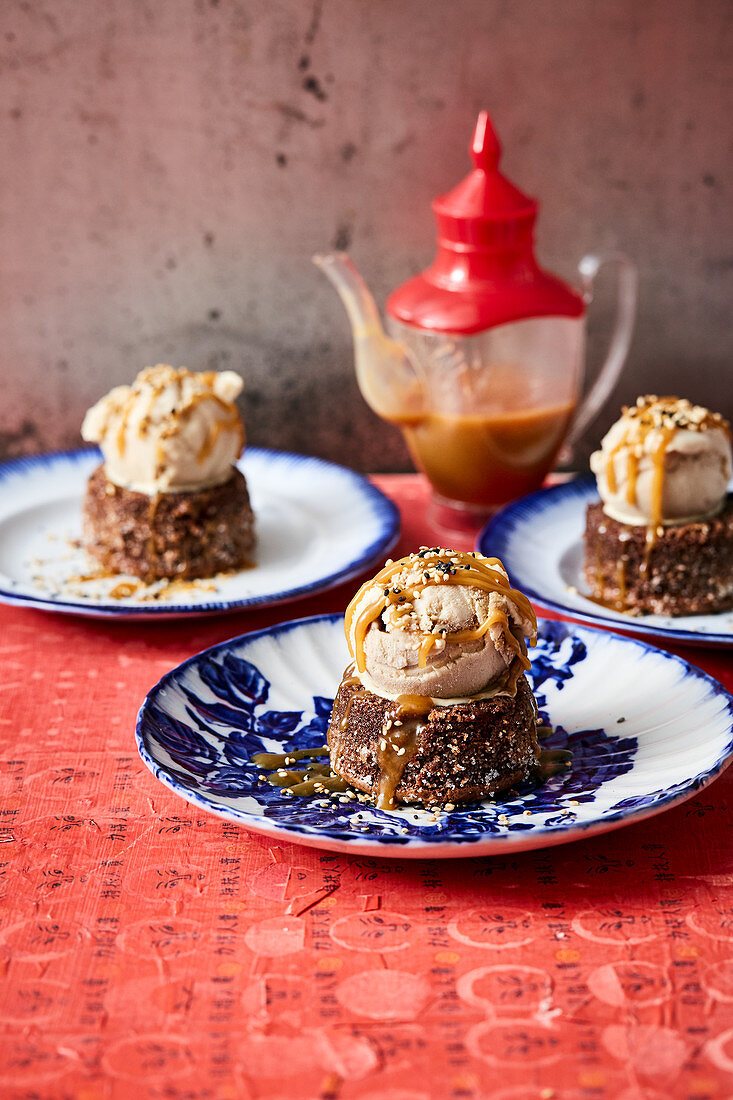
[479,477,733,647]
[136,614,733,858]
[0,447,399,618]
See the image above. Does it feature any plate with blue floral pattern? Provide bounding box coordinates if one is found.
[0,447,399,618]
[136,613,733,858]
[479,477,733,648]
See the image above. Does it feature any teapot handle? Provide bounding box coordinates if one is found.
[561,251,638,461]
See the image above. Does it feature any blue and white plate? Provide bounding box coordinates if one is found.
[0,447,399,618]
[136,613,733,858]
[479,477,733,648]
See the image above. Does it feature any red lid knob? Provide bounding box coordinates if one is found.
[386,112,584,334]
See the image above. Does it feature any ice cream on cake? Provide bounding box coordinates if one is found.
[81,365,256,580]
[82,365,246,495]
[584,395,733,615]
[590,395,731,527]
[328,548,540,808]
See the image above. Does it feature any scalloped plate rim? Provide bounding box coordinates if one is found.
[0,445,400,618]
[478,476,733,648]
[135,612,733,859]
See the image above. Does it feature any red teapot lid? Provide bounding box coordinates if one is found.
[385,111,585,334]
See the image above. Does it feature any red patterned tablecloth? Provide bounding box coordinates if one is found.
[1,474,732,1100]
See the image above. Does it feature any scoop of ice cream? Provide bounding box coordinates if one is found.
[345,549,536,701]
[81,365,245,494]
[590,395,732,526]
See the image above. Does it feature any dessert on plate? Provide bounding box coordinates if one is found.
[327,547,540,808]
[585,395,733,615]
[81,364,255,580]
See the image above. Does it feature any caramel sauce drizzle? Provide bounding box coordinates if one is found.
[251,689,572,809]
[605,422,675,529]
[615,558,627,607]
[601,397,729,605]
[196,409,244,464]
[376,694,432,810]
[625,451,639,505]
[418,634,437,668]
[604,396,728,533]
[336,641,531,810]
[116,401,134,456]
[112,366,244,465]
[538,748,573,779]
[251,746,350,797]
[344,549,536,677]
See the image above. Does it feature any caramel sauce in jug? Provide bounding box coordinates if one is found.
[389,401,575,508]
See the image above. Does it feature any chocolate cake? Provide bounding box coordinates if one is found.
[83,465,255,581]
[326,547,542,808]
[328,670,539,807]
[584,498,733,616]
[585,396,733,617]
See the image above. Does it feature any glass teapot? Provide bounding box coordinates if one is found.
[315,111,637,524]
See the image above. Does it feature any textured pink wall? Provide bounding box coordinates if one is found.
[1,0,731,469]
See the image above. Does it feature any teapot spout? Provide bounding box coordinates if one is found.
[313,252,424,422]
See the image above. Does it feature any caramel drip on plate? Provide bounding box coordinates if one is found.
[251,746,350,797]
[538,749,573,779]
[108,580,141,599]
[252,746,329,768]
[344,549,536,676]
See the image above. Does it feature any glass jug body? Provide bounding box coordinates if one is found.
[385,315,585,512]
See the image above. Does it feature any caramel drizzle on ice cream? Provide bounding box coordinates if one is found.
[605,395,729,529]
[345,548,537,677]
[113,366,245,465]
